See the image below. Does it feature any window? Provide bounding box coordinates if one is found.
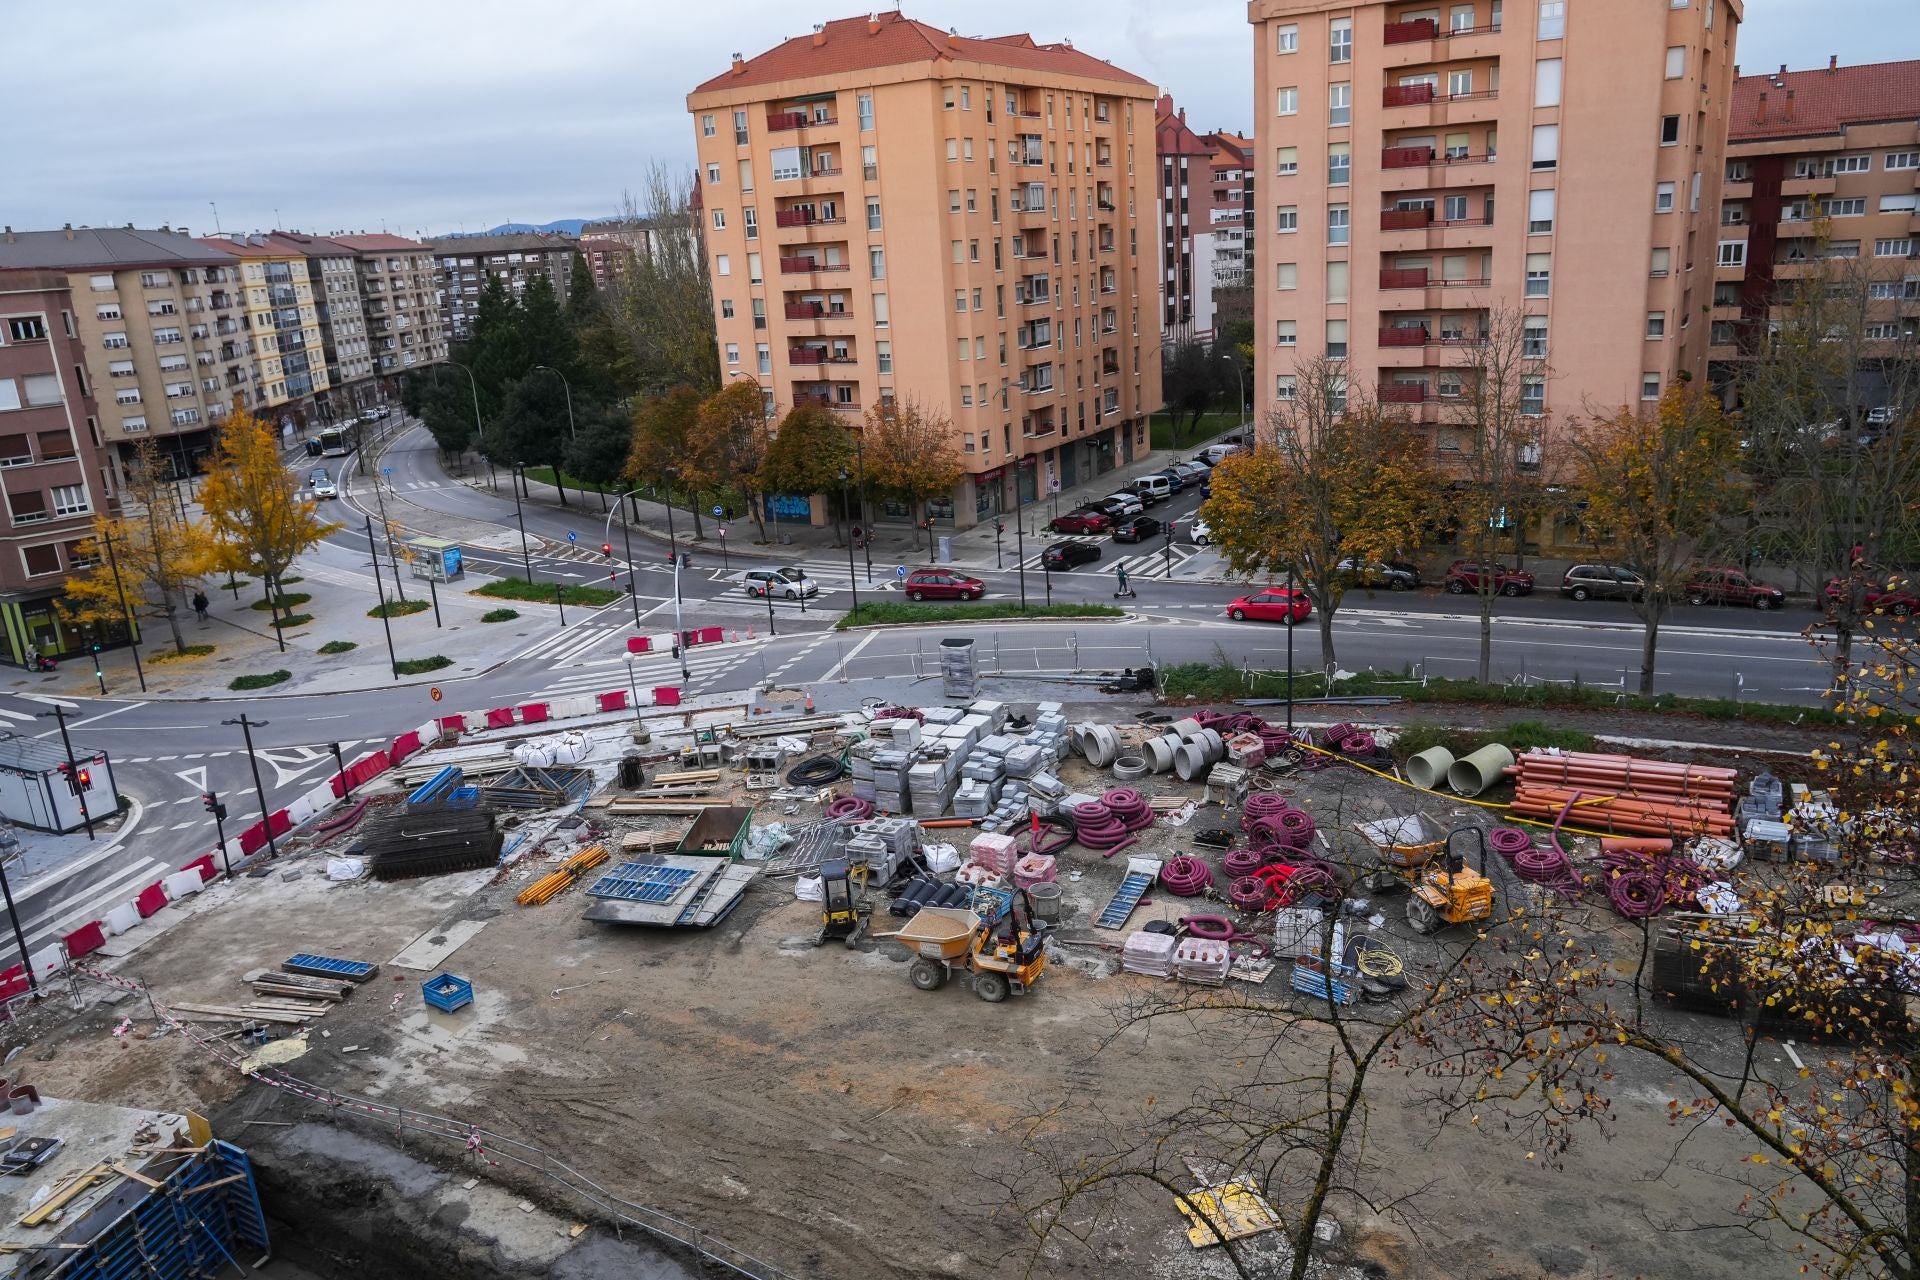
[88,274,112,292]
[1539,0,1565,38]
[1711,320,1736,344]
[1320,261,1346,304]
[1328,143,1350,185]
[711,209,726,230]
[1866,323,1903,341]
[715,254,731,277]
[751,298,765,329]
[724,342,739,366]
[1826,154,1871,175]
[862,145,878,180]
[869,248,886,279]
[1277,86,1299,115]
[7,318,46,343]
[0,381,15,413]
[867,198,882,231]
[1664,46,1686,79]
[1276,23,1298,53]
[963,137,973,161]
[700,113,716,137]
[1876,238,1914,258]
[1721,200,1747,226]
[738,159,754,191]
[1523,316,1548,357]
[1528,189,1555,233]
[1525,252,1551,296]
[1276,262,1298,290]
[1656,115,1682,148]
[720,298,735,320]
[1521,376,1546,416]
[961,86,971,110]
[951,239,964,264]
[1655,182,1676,213]
[1646,311,1667,339]
[1821,198,1866,217]
[770,146,802,181]
[21,374,59,407]
[1887,151,1920,171]
[954,290,967,314]
[1450,4,1477,29]
[51,484,87,516]
[1534,58,1561,106]
[1444,194,1469,221]
[1819,240,1860,259]
[733,110,749,144]
[875,341,892,374]
[114,387,141,406]
[1275,205,1299,233]
[858,93,874,129]
[944,85,955,109]
[743,207,757,239]
[1326,319,1348,358]
[1691,170,1702,212]
[746,252,762,284]
[872,293,889,326]
[1276,320,1297,346]
[756,344,770,375]
[1329,83,1350,126]
[949,189,961,214]
[1651,247,1672,276]
[1641,373,1661,400]
[1531,124,1559,169]
[1276,147,1298,175]
[1881,194,1920,215]
[1276,375,1297,401]
[1716,240,1746,268]
[966,190,977,212]
[1329,17,1352,62]
[1327,205,1349,245]
[7,490,45,524]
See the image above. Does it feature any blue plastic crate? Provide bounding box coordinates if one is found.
[422,972,473,1013]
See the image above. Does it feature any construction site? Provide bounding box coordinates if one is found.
[0,646,1900,1280]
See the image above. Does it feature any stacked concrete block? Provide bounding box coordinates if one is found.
[871,747,913,813]
[1026,772,1068,817]
[1003,743,1045,779]
[887,718,923,749]
[907,757,959,818]
[848,739,879,803]
[968,700,1009,733]
[922,707,965,727]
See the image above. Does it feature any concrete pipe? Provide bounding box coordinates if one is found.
[1170,717,1204,741]
[1405,746,1455,791]
[1143,734,1179,774]
[1447,743,1515,797]
[1111,754,1149,782]
[1074,724,1118,768]
[1173,742,1214,782]
[1198,728,1226,761]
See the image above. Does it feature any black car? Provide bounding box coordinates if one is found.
[1111,516,1163,544]
[1043,540,1101,570]
[1560,563,1646,602]
[1088,494,1137,519]
[1335,557,1419,590]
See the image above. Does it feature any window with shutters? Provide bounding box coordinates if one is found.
[1528,189,1555,233]
[9,489,47,524]
[21,544,59,576]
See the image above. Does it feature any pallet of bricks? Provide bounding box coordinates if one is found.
[847,701,1068,828]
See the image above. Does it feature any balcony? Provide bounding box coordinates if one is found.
[778,256,848,274]
[1385,83,1436,108]
[800,166,843,182]
[1380,326,1429,347]
[1380,383,1429,404]
[1782,174,1837,198]
[1383,145,1436,169]
[784,301,827,320]
[1381,268,1429,289]
[1384,17,1439,43]
[768,110,835,132]
[774,208,845,229]
[788,347,825,365]
[1381,207,1433,230]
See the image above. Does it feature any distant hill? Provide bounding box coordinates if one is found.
[440,218,597,237]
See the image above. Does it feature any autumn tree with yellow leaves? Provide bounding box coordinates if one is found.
[1200,355,1436,673]
[63,440,220,655]
[1573,384,1744,696]
[862,399,963,548]
[199,411,342,628]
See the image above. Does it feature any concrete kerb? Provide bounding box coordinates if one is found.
[833,613,1133,633]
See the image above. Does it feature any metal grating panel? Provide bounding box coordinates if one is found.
[586,862,702,902]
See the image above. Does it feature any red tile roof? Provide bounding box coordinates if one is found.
[1155,95,1213,159]
[1730,59,1920,141]
[692,11,1152,97]
[329,233,429,252]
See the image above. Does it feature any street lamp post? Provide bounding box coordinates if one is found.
[1219,352,1247,431]
[0,861,35,994]
[365,515,400,678]
[1015,518,1027,612]
[510,464,534,581]
[670,552,690,683]
[600,488,652,629]
[531,364,585,508]
[100,530,145,694]
[38,707,93,841]
[1285,562,1296,736]
[222,712,277,859]
[840,468,860,621]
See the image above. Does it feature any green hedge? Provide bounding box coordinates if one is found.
[317,640,357,655]
[394,655,453,675]
[229,670,291,691]
[368,599,432,618]
[837,601,1125,630]
[472,577,621,606]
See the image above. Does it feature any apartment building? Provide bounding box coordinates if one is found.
[0,269,123,663]
[688,11,1162,526]
[197,235,333,428]
[1251,0,1742,449]
[579,236,636,290]
[0,227,250,473]
[428,233,579,341]
[332,235,448,383]
[272,234,377,418]
[1157,96,1221,342]
[1712,58,1920,381]
[1205,129,1256,289]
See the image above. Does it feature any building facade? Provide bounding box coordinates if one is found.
[1157,96,1221,343]
[579,236,637,290]
[197,235,333,429]
[0,269,125,663]
[1250,0,1742,448]
[428,233,579,341]
[1713,58,1920,380]
[688,11,1163,527]
[0,227,252,473]
[331,235,448,384]
[1205,128,1255,289]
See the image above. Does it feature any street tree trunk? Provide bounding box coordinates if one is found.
[1477,581,1495,685]
[1637,603,1663,697]
[1316,605,1337,678]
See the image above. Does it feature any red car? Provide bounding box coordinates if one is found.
[1821,572,1915,619]
[1048,508,1112,535]
[1226,588,1313,624]
[903,568,985,601]
[1684,568,1784,609]
[1444,560,1536,597]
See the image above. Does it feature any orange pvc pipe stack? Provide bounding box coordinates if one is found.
[1507,750,1737,839]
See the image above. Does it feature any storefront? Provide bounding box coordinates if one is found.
[0,589,136,667]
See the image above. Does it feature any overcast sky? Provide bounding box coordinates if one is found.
[5,1,1907,237]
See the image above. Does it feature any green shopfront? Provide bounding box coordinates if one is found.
[0,587,135,667]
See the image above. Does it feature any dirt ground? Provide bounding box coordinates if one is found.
[5,705,1836,1280]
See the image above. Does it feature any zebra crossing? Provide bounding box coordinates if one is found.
[522,644,764,701]
[1014,543,1204,580]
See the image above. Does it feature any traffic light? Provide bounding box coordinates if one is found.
[601,543,613,558]
[74,768,90,791]
[996,520,1005,536]
[202,793,227,821]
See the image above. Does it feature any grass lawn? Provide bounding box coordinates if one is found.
[838,601,1124,629]
[473,577,622,607]
[229,670,291,691]
[317,640,357,655]
[149,644,215,665]
[520,466,617,495]
[368,599,431,619]
[480,608,520,623]
[1149,411,1245,452]
[394,655,453,675]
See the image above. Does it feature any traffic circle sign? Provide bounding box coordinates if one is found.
[429,687,443,702]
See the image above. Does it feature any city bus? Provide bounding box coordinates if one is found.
[316,427,351,458]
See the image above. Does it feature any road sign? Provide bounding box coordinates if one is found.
[567,531,577,543]
[382,466,393,478]
[1049,479,1061,493]
[712,504,724,518]
[429,687,443,702]
[895,565,908,580]
[719,526,727,538]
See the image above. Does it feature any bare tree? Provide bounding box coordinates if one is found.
[1442,309,1553,684]
[604,164,720,397]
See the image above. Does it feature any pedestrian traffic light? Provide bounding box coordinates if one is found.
[996,520,1005,536]
[601,543,613,558]
[67,767,90,795]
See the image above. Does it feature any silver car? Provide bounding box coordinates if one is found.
[742,567,817,599]
[308,469,338,500]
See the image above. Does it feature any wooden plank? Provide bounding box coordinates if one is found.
[166,1003,311,1025]
[110,1162,163,1189]
[182,1173,246,1196]
[19,1163,110,1227]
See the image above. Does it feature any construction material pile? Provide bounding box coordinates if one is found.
[516,843,611,905]
[850,700,1065,827]
[1506,750,1736,839]
[357,805,503,880]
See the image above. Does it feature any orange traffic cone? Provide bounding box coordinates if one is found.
[804,693,816,714]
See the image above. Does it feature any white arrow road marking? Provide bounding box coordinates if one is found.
[255,746,335,789]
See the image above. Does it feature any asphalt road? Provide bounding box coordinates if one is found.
[0,426,1850,970]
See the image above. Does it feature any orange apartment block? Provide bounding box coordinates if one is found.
[1712,58,1920,384]
[1250,0,1742,450]
[687,12,1162,527]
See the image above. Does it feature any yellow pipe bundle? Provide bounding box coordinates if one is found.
[516,843,609,906]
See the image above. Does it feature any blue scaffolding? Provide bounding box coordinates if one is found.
[37,1140,269,1280]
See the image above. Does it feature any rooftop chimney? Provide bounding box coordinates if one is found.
[730,52,745,74]
[1829,54,1839,73]
[868,13,880,34]
[64,223,74,240]
[810,22,826,47]
[3,228,12,244]
[1785,89,1796,121]
[1755,91,1768,123]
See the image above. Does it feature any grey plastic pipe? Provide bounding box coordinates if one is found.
[1447,743,1515,797]
[1405,746,1455,791]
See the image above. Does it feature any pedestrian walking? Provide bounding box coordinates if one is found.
[1113,564,1135,599]
[192,589,210,624]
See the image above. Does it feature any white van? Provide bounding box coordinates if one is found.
[1201,443,1242,466]
[1131,475,1172,504]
